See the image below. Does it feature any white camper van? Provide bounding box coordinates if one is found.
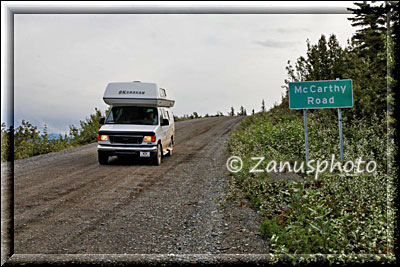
[97,81,175,165]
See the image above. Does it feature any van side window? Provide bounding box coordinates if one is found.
[162,108,169,121]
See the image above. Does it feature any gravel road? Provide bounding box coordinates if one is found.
[13,116,269,255]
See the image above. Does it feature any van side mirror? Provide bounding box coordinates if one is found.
[99,117,105,125]
[161,119,169,126]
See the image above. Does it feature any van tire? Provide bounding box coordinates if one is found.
[98,151,109,165]
[153,144,162,166]
[166,137,173,157]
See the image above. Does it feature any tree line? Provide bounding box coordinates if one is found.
[1,108,104,161]
[228,99,266,116]
[2,2,398,162]
[173,111,224,122]
[277,2,398,120]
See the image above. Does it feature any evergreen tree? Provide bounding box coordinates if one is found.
[238,106,247,116]
[69,108,103,145]
[229,107,235,116]
[282,30,389,117]
[345,2,398,116]
[261,99,266,112]
[347,2,387,59]
[291,34,345,82]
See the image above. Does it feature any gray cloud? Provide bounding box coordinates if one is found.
[270,27,311,34]
[11,14,356,134]
[253,39,300,48]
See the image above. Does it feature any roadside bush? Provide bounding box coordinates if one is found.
[226,111,395,259]
[1,108,105,161]
[69,108,103,145]
[1,123,12,161]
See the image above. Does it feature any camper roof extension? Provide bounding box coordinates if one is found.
[103,82,175,107]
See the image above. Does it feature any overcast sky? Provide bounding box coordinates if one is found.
[10,4,358,134]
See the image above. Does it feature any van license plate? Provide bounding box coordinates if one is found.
[140,152,150,157]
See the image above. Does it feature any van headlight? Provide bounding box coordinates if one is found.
[143,135,156,142]
[99,134,109,141]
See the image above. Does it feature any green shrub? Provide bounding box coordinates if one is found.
[1,108,105,161]
[226,111,395,259]
[68,108,103,146]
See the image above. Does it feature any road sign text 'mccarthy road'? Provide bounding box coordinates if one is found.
[289,79,353,109]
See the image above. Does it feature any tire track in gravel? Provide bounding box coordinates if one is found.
[49,116,247,254]
[15,148,179,252]
[44,118,233,253]
[15,159,99,200]
[14,164,145,232]
[14,117,243,254]
[46,156,192,253]
[14,145,98,183]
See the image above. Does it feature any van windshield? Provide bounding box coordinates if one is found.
[106,107,158,125]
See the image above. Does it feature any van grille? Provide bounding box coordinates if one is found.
[110,136,143,144]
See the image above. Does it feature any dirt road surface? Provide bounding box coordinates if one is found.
[12,116,268,254]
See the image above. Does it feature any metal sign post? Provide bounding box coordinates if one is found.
[336,78,344,163]
[303,109,309,164]
[289,79,353,170]
[338,108,344,162]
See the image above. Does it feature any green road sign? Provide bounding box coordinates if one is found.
[289,79,353,109]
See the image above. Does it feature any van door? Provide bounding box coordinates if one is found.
[165,109,173,144]
[159,108,169,149]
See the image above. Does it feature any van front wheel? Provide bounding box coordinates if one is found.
[153,144,162,166]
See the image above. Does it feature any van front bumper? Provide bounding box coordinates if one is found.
[97,144,158,156]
